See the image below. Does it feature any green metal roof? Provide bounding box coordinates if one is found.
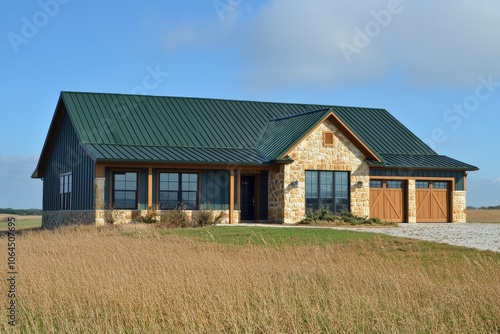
[258,108,332,160]
[367,154,479,170]
[85,144,269,165]
[36,91,478,171]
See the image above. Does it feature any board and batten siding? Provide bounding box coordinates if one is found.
[43,113,95,211]
[369,169,465,191]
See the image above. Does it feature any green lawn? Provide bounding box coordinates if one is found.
[0,220,41,231]
[159,225,394,246]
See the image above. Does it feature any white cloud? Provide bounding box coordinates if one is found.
[161,0,500,89]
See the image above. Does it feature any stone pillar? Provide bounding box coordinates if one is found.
[268,168,285,223]
[452,191,466,223]
[95,178,106,225]
[407,179,416,223]
[351,176,370,217]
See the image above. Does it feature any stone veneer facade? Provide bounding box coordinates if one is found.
[269,119,370,224]
[452,191,466,223]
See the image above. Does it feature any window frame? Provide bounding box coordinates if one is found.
[305,170,350,214]
[158,171,200,210]
[60,172,72,211]
[112,171,139,210]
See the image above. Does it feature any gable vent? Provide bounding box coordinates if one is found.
[323,131,334,147]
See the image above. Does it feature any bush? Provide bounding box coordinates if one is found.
[159,207,191,228]
[103,204,119,225]
[140,209,159,224]
[192,206,225,227]
[298,209,393,226]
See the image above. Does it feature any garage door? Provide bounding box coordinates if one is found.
[370,180,404,223]
[416,181,450,222]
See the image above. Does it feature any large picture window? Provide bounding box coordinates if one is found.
[305,171,349,214]
[159,173,198,210]
[60,172,72,210]
[113,172,138,209]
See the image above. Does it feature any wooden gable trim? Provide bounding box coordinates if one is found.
[281,111,381,162]
[32,98,67,178]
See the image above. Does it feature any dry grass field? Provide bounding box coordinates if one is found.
[467,209,500,223]
[0,214,42,222]
[1,224,498,333]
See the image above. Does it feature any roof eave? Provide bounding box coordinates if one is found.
[368,164,479,171]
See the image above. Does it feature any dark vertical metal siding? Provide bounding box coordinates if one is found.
[259,171,268,220]
[200,170,230,210]
[43,114,95,211]
[369,169,464,191]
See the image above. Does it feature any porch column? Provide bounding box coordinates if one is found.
[229,169,235,224]
[148,167,153,210]
[95,163,106,225]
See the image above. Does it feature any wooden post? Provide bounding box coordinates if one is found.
[229,169,234,224]
[148,167,153,210]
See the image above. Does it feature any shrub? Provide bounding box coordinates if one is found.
[103,204,119,225]
[192,205,225,227]
[159,207,191,228]
[140,208,159,224]
[298,209,393,226]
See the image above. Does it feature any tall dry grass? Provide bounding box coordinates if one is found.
[2,225,499,333]
[467,209,500,223]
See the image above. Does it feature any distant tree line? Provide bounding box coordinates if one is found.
[466,205,500,210]
[0,208,42,215]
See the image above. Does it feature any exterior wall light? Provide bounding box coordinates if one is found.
[291,180,299,187]
[356,181,363,188]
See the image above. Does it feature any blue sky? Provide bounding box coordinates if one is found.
[1,0,499,209]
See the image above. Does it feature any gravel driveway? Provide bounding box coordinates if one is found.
[235,223,500,252]
[336,223,500,252]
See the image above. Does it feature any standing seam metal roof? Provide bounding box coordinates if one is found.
[43,91,478,170]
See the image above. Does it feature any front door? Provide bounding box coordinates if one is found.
[240,176,255,220]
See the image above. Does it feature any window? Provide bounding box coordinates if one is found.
[369,180,383,188]
[60,173,72,210]
[113,172,138,209]
[416,181,429,189]
[159,173,198,210]
[433,181,448,189]
[305,171,349,214]
[386,181,403,189]
[323,131,334,147]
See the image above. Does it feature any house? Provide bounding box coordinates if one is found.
[32,92,478,227]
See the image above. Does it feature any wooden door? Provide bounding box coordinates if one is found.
[416,181,449,222]
[370,180,404,223]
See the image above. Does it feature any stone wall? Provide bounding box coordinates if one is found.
[452,191,466,223]
[268,168,285,223]
[407,179,417,223]
[279,119,370,224]
[42,211,96,228]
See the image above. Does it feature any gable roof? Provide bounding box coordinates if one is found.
[32,91,478,178]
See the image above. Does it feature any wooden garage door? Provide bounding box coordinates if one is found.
[416,181,449,222]
[370,180,404,223]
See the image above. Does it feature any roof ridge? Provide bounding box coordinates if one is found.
[268,108,332,122]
